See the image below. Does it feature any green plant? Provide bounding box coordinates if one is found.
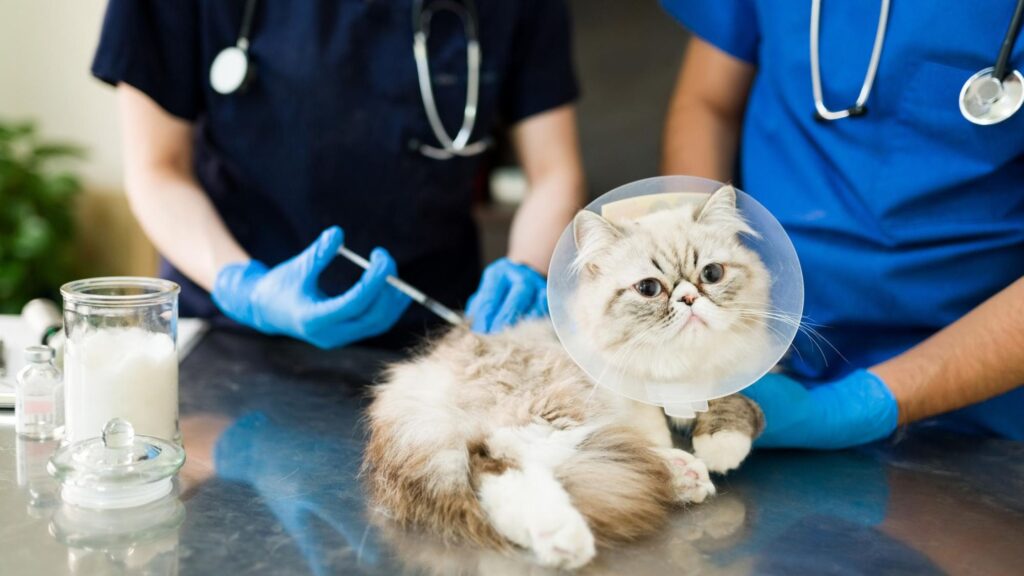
[0,120,84,313]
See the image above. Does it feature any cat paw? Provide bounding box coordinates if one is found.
[527,507,596,570]
[659,448,716,504]
[692,430,752,474]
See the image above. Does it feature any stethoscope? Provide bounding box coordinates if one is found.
[811,0,1024,126]
[209,0,489,160]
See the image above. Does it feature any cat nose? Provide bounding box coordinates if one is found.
[680,294,697,306]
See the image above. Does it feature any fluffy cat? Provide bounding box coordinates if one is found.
[364,185,767,569]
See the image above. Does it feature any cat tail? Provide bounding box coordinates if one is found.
[555,426,678,546]
[362,415,511,549]
[362,357,511,549]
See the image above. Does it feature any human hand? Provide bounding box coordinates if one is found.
[212,226,411,348]
[466,257,548,334]
[742,369,899,450]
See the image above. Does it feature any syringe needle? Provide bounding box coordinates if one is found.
[336,245,464,326]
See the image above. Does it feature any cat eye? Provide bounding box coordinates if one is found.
[633,278,663,298]
[700,263,725,284]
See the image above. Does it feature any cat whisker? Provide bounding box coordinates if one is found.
[726,306,844,366]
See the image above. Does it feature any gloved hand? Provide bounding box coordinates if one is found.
[466,257,548,334]
[741,369,899,450]
[212,226,411,349]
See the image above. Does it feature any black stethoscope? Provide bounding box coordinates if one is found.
[209,0,490,160]
[811,0,1024,125]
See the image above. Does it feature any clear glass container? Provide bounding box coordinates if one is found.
[49,418,185,509]
[51,493,184,576]
[16,345,64,440]
[16,435,62,516]
[61,277,180,444]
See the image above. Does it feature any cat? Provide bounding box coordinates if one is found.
[363,185,767,569]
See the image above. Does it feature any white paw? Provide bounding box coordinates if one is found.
[527,507,596,570]
[692,430,752,474]
[658,448,716,504]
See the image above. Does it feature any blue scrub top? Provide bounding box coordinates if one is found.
[663,0,1024,438]
[91,0,578,340]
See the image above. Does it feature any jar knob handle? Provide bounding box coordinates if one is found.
[102,418,135,449]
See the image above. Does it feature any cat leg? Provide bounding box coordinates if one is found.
[654,447,716,504]
[616,401,714,502]
[623,399,674,448]
[691,394,765,474]
[555,427,681,546]
[475,428,598,565]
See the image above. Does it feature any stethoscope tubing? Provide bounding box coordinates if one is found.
[810,0,890,121]
[812,0,1023,124]
[212,0,489,160]
[994,0,1024,81]
[412,0,488,160]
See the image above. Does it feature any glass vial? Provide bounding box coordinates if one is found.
[16,345,64,440]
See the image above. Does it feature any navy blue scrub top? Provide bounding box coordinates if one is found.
[663,0,1024,438]
[92,0,578,339]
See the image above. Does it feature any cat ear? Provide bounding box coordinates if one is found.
[696,184,759,238]
[573,210,621,275]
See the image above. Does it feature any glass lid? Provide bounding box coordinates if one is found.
[48,418,185,509]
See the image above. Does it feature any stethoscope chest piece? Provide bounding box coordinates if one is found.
[210,46,251,95]
[960,68,1024,126]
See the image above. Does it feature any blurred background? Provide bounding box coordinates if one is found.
[0,0,687,311]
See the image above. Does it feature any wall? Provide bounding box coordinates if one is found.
[0,0,122,189]
[570,0,689,197]
[0,0,156,276]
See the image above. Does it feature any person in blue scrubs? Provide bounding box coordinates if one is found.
[92,0,584,348]
[661,1,1024,444]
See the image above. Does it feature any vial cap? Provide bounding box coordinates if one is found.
[24,345,54,363]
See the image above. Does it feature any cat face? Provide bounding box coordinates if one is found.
[571,185,771,383]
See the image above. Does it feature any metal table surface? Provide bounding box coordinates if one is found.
[2,329,1023,575]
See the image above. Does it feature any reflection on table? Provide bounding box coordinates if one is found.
[3,329,1023,575]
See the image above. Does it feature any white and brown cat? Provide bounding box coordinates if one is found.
[363,185,767,569]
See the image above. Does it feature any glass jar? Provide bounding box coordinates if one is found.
[61,277,180,444]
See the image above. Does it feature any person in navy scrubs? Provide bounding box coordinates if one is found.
[661,1,1024,444]
[92,0,584,348]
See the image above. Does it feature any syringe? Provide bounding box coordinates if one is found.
[336,245,464,326]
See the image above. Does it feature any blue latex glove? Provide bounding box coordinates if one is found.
[212,226,411,349]
[742,369,899,450]
[466,257,548,334]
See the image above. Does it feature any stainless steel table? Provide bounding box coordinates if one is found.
[2,329,1023,575]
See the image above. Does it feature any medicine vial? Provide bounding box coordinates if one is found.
[15,345,64,440]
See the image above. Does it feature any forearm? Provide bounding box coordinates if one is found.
[125,170,248,291]
[506,173,583,273]
[507,105,585,273]
[872,277,1024,424]
[661,38,754,181]
[119,85,248,291]
[661,77,742,181]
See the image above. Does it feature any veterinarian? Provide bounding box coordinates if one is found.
[92,0,583,348]
[661,0,1024,445]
